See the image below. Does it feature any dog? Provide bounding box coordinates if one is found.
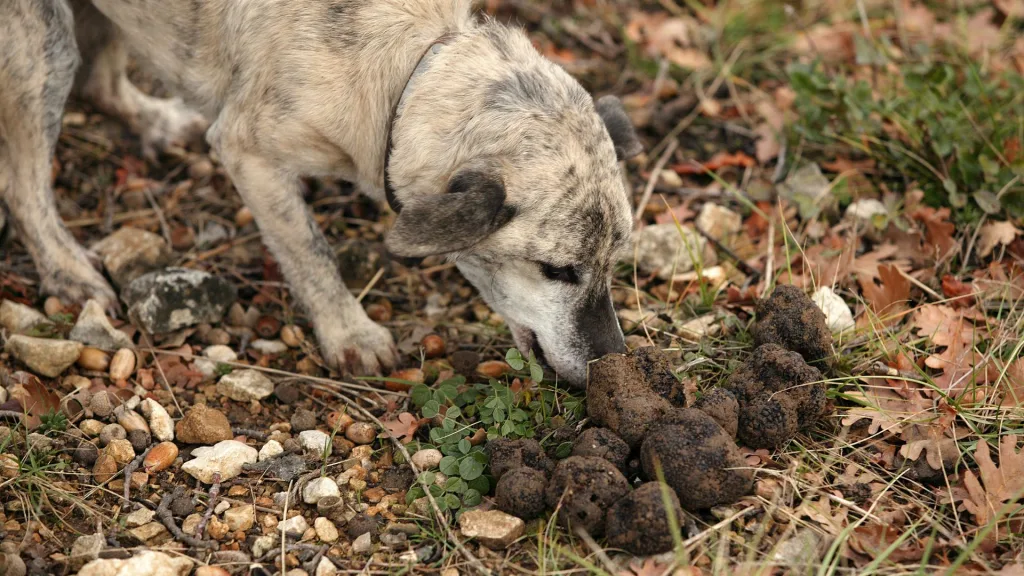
[0,0,642,387]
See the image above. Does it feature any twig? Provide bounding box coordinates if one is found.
[311,382,492,576]
[232,427,268,441]
[194,473,221,539]
[0,411,24,421]
[123,446,152,502]
[156,486,215,548]
[634,139,678,223]
[355,267,385,303]
[693,222,760,279]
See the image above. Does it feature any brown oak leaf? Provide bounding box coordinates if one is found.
[961,435,1024,525]
[857,264,911,327]
[382,412,423,444]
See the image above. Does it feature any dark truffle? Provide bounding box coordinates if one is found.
[752,284,833,363]
[495,467,548,520]
[545,456,630,536]
[571,428,630,472]
[606,482,686,555]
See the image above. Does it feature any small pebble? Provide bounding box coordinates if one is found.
[411,449,443,470]
[281,325,304,347]
[291,409,317,432]
[99,424,127,447]
[314,517,339,542]
[259,440,284,461]
[80,419,104,437]
[298,430,330,455]
[77,347,110,371]
[303,477,341,505]
[345,422,376,445]
[352,532,373,554]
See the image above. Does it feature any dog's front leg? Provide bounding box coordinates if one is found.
[211,134,397,375]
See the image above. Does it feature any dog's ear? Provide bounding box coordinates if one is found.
[385,168,517,257]
[595,95,642,161]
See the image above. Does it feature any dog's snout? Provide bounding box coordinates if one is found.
[576,288,625,360]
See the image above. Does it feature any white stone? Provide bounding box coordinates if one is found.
[259,439,284,462]
[845,198,888,222]
[251,534,279,558]
[182,440,258,483]
[352,532,373,554]
[696,203,742,242]
[410,448,443,470]
[250,339,288,355]
[69,533,105,571]
[678,314,721,341]
[298,430,330,455]
[69,299,134,350]
[313,517,339,543]
[89,227,172,288]
[217,369,274,401]
[302,477,341,505]
[4,335,82,377]
[812,286,855,334]
[223,505,255,532]
[140,399,174,442]
[315,557,338,576]
[277,515,309,535]
[458,509,525,550]
[0,299,51,335]
[214,500,231,514]
[77,551,193,576]
[194,344,237,380]
[631,223,712,280]
[124,508,155,527]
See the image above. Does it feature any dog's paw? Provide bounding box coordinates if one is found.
[40,254,119,315]
[139,97,209,161]
[319,319,398,377]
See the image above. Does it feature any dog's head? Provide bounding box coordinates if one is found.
[385,27,641,387]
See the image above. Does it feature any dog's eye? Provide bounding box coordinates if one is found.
[540,263,579,284]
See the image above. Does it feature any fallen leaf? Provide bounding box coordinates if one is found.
[858,264,911,327]
[961,435,1024,525]
[911,305,978,347]
[848,523,927,564]
[6,372,60,430]
[754,123,781,163]
[850,244,910,281]
[977,221,1021,258]
[670,151,756,175]
[625,12,711,71]
[998,358,1024,407]
[941,275,975,307]
[382,412,423,444]
[618,557,675,576]
[911,207,957,260]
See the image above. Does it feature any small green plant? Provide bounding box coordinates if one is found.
[405,349,584,512]
[37,411,67,434]
[789,57,1024,221]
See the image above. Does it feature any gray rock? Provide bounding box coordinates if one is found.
[0,299,52,335]
[90,227,172,289]
[217,369,274,402]
[77,551,192,576]
[4,335,82,377]
[69,533,105,571]
[251,534,278,558]
[122,268,235,334]
[250,339,288,355]
[299,430,330,456]
[182,440,258,483]
[26,433,53,453]
[302,477,341,504]
[631,223,711,280]
[351,532,373,554]
[458,509,525,550]
[69,299,134,349]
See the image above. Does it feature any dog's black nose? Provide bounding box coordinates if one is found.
[577,289,626,359]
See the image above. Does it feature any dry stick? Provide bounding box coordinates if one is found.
[311,382,492,576]
[356,267,386,303]
[194,473,222,540]
[123,446,152,502]
[634,139,679,223]
[573,527,619,575]
[279,478,294,576]
[156,486,216,549]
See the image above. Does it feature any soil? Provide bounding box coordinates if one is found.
[640,408,753,511]
[495,467,549,521]
[586,347,687,448]
[723,343,829,449]
[571,427,630,472]
[545,456,631,536]
[485,438,554,481]
[752,285,834,364]
[605,482,686,556]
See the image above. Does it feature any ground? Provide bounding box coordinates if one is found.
[2,1,1024,575]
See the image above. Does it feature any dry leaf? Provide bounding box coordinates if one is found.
[382,412,423,444]
[961,435,1024,525]
[998,358,1024,407]
[671,151,757,175]
[977,221,1021,258]
[941,275,975,307]
[858,264,911,327]
[911,305,978,347]
[618,557,675,576]
[848,523,927,564]
[850,244,910,281]
[6,372,60,430]
[911,207,957,260]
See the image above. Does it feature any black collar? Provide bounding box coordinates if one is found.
[383,35,455,214]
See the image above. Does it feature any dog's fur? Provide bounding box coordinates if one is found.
[0,0,640,386]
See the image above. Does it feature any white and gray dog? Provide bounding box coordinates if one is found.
[0,0,642,386]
